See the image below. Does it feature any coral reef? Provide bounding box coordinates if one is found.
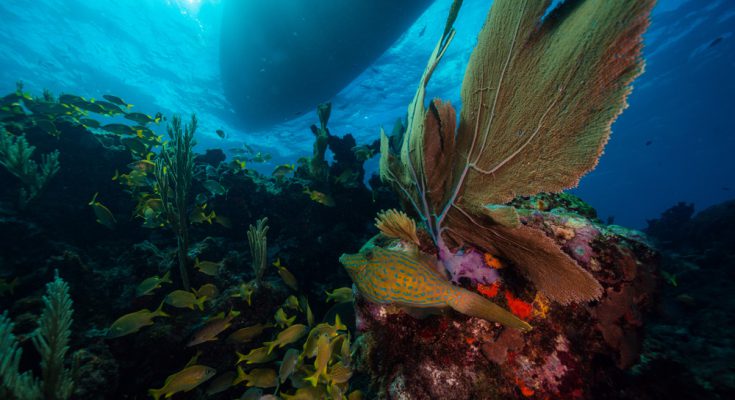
[353,197,658,399]
[0,128,60,208]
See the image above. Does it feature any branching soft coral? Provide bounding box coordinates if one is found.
[379,0,654,304]
[0,128,60,208]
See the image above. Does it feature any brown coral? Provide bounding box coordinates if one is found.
[379,0,654,304]
[374,209,420,246]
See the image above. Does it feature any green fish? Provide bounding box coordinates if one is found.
[233,367,277,388]
[136,271,172,296]
[107,302,169,338]
[125,112,157,125]
[202,180,227,196]
[103,94,133,109]
[149,364,216,400]
[89,192,117,229]
[272,164,294,178]
[263,324,308,354]
[236,347,277,365]
[339,245,531,331]
[165,290,207,311]
[227,323,273,344]
[325,287,353,303]
[278,348,301,385]
[274,308,295,329]
[102,123,136,136]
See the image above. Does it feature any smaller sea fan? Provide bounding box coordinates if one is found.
[375,209,420,246]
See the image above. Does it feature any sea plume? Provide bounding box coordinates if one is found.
[375,209,420,246]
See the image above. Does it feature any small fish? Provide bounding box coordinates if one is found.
[281,386,328,400]
[273,259,298,291]
[301,316,347,359]
[645,140,653,146]
[95,100,125,115]
[304,334,332,386]
[79,117,101,128]
[351,145,374,162]
[136,271,172,297]
[103,94,132,109]
[339,246,531,331]
[202,180,227,196]
[239,387,264,400]
[661,270,678,287]
[148,365,216,400]
[300,295,315,327]
[304,188,335,207]
[128,158,156,173]
[264,324,308,354]
[278,348,301,385]
[194,283,219,300]
[205,370,236,395]
[125,112,156,125]
[121,136,149,156]
[216,129,226,139]
[231,282,256,306]
[102,123,136,136]
[274,308,296,329]
[233,367,277,388]
[236,347,277,365]
[335,169,360,187]
[195,259,221,276]
[272,164,295,178]
[107,301,169,338]
[329,361,353,384]
[188,309,240,346]
[190,204,216,224]
[232,159,247,171]
[215,213,232,228]
[282,295,301,311]
[89,192,117,229]
[165,290,207,310]
[325,287,354,303]
[0,277,19,297]
[227,323,272,343]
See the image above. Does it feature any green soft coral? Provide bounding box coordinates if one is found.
[0,128,60,208]
[0,273,74,400]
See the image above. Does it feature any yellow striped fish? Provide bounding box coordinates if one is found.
[339,245,531,331]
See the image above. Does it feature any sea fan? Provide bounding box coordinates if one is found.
[380,0,654,304]
[375,209,420,246]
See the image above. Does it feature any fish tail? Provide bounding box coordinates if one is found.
[148,388,162,400]
[161,271,172,284]
[154,301,170,318]
[196,296,207,311]
[304,371,320,387]
[232,366,247,386]
[264,340,277,355]
[446,287,532,332]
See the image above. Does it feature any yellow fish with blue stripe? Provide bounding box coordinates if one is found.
[339,244,531,331]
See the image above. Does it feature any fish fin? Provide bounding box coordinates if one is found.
[196,296,207,311]
[334,314,346,331]
[89,192,99,205]
[154,301,169,318]
[447,288,531,332]
[161,271,172,284]
[304,371,320,387]
[148,388,163,400]
[264,340,276,355]
[233,366,247,386]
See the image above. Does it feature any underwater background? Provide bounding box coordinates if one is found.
[0,0,733,399]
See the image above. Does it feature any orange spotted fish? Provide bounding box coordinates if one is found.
[339,246,531,331]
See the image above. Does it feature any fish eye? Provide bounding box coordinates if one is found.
[363,249,374,260]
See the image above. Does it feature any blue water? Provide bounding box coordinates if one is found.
[0,0,732,227]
